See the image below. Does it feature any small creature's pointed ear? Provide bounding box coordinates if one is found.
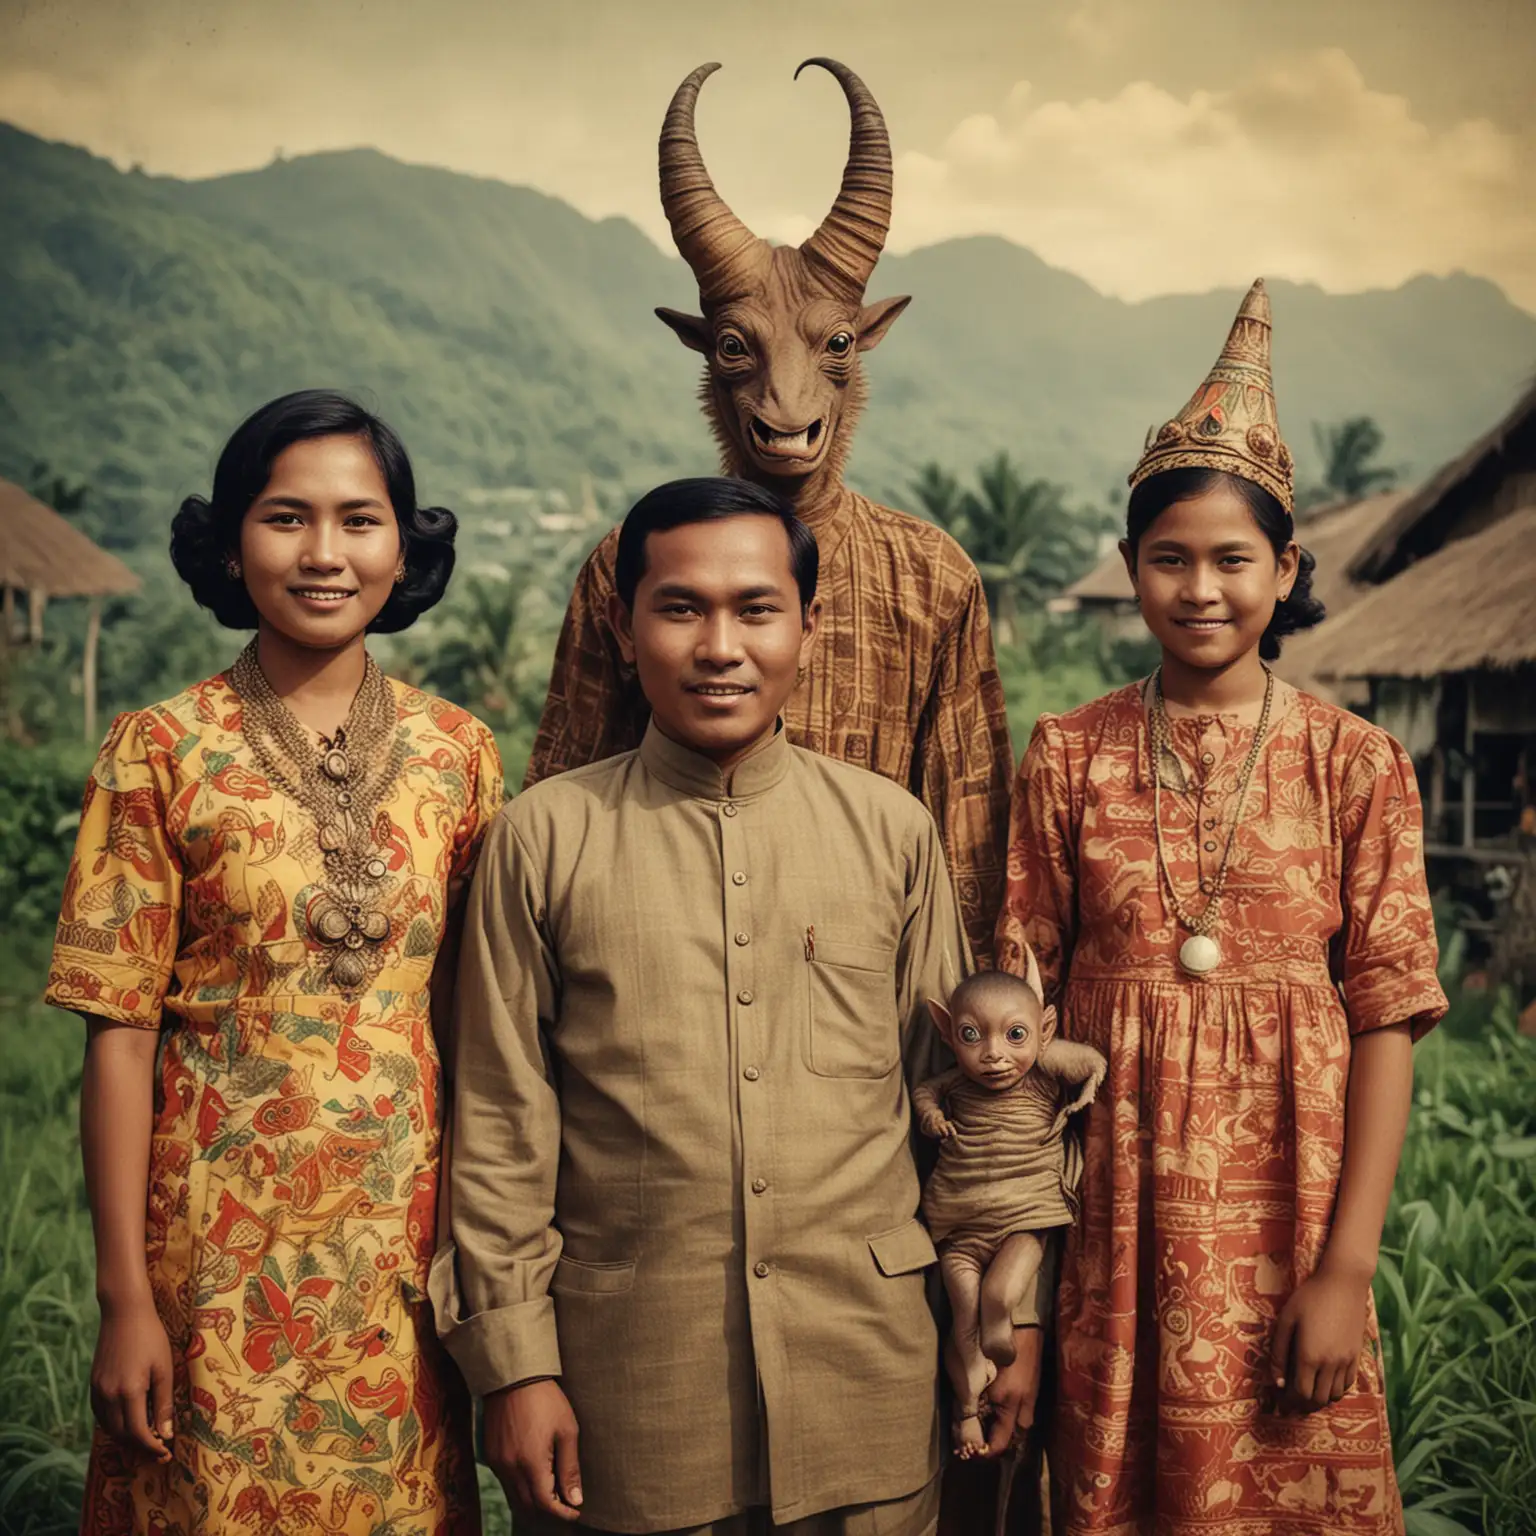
[927,997,954,1045]
[1021,945,1046,1009]
[856,295,911,352]
[656,307,712,353]
[1039,1004,1059,1049]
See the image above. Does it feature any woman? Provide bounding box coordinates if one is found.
[46,390,502,1533]
[995,282,1446,1534]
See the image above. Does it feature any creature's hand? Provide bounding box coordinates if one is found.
[484,1379,584,1521]
[91,1293,176,1462]
[1268,1264,1371,1414]
[981,1326,1043,1455]
[919,1107,957,1139]
[1065,1055,1108,1115]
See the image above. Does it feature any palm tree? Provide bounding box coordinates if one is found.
[1304,417,1397,508]
[913,454,1102,644]
[413,575,548,733]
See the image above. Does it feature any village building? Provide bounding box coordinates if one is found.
[0,476,141,741]
[1288,382,1536,962]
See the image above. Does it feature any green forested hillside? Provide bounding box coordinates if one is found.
[5,119,1536,560]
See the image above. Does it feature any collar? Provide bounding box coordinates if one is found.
[639,717,792,803]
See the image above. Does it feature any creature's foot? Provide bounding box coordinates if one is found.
[981,1309,1018,1367]
[952,1411,989,1459]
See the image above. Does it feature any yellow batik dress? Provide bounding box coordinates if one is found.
[45,667,502,1535]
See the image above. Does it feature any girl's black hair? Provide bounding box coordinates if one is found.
[614,476,819,612]
[170,389,455,634]
[1125,467,1325,660]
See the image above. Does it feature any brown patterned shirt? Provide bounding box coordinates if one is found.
[524,490,1014,963]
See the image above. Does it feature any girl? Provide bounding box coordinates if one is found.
[995,282,1446,1534]
[46,390,502,1533]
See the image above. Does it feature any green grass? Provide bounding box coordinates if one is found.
[2,906,1533,1534]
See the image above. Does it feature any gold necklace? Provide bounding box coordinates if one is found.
[1148,665,1274,977]
[230,640,409,992]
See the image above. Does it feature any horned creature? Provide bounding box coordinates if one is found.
[524,59,1015,969]
[916,971,1106,1458]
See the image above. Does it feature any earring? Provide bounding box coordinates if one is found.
[225,557,242,579]
[796,665,807,685]
[394,565,406,585]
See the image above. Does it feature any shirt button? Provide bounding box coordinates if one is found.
[721,803,738,818]
[754,1261,771,1278]
[751,1178,768,1194]
[737,989,754,1006]
[1204,818,1216,829]
[732,871,748,886]
[743,1065,760,1081]
[1203,840,1217,853]
[1201,752,1215,765]
[734,932,750,946]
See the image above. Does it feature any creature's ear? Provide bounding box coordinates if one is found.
[1039,1004,1058,1049]
[856,294,911,353]
[927,997,955,1045]
[607,592,637,666]
[1021,944,1046,1009]
[655,307,712,354]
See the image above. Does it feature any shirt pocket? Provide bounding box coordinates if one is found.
[804,935,900,1079]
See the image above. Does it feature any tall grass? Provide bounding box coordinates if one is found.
[1,934,1532,1533]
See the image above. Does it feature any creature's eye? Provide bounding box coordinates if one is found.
[959,1025,981,1044]
[718,334,747,359]
[827,331,853,356]
[1007,1025,1029,1044]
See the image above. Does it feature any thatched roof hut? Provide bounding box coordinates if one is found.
[1288,506,1536,681]
[1350,378,1536,582]
[0,477,141,740]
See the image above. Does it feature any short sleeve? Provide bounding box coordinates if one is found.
[43,711,184,1029]
[1336,729,1448,1040]
[448,723,508,890]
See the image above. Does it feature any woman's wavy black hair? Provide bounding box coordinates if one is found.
[1125,467,1325,660]
[169,390,456,634]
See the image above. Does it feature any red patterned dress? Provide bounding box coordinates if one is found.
[995,679,1446,1536]
[45,668,502,1535]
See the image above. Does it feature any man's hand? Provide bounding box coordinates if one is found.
[982,1326,1043,1456]
[484,1379,584,1521]
[1269,1262,1371,1415]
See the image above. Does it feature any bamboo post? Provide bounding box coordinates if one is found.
[83,597,101,743]
[1462,674,1477,850]
[28,587,45,643]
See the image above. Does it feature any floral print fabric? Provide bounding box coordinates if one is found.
[46,669,503,1535]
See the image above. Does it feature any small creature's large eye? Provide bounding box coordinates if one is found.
[960,1025,981,1044]
[719,334,747,359]
[826,331,853,356]
[1007,1025,1029,1044]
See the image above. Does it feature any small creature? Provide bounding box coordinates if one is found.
[916,970,1106,1458]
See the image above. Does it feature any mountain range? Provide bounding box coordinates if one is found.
[3,120,1534,561]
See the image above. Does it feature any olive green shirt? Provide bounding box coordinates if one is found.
[430,721,969,1533]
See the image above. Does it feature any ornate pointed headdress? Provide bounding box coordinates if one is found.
[1129,278,1294,514]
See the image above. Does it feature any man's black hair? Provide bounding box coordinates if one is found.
[614,477,818,611]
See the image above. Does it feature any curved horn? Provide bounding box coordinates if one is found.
[659,62,769,303]
[794,58,893,298]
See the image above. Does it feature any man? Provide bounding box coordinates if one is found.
[433,478,971,1534]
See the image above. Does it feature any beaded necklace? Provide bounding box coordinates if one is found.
[230,640,409,991]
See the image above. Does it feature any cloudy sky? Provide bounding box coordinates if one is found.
[4,0,1534,309]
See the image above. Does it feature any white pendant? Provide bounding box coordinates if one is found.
[1179,934,1222,976]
